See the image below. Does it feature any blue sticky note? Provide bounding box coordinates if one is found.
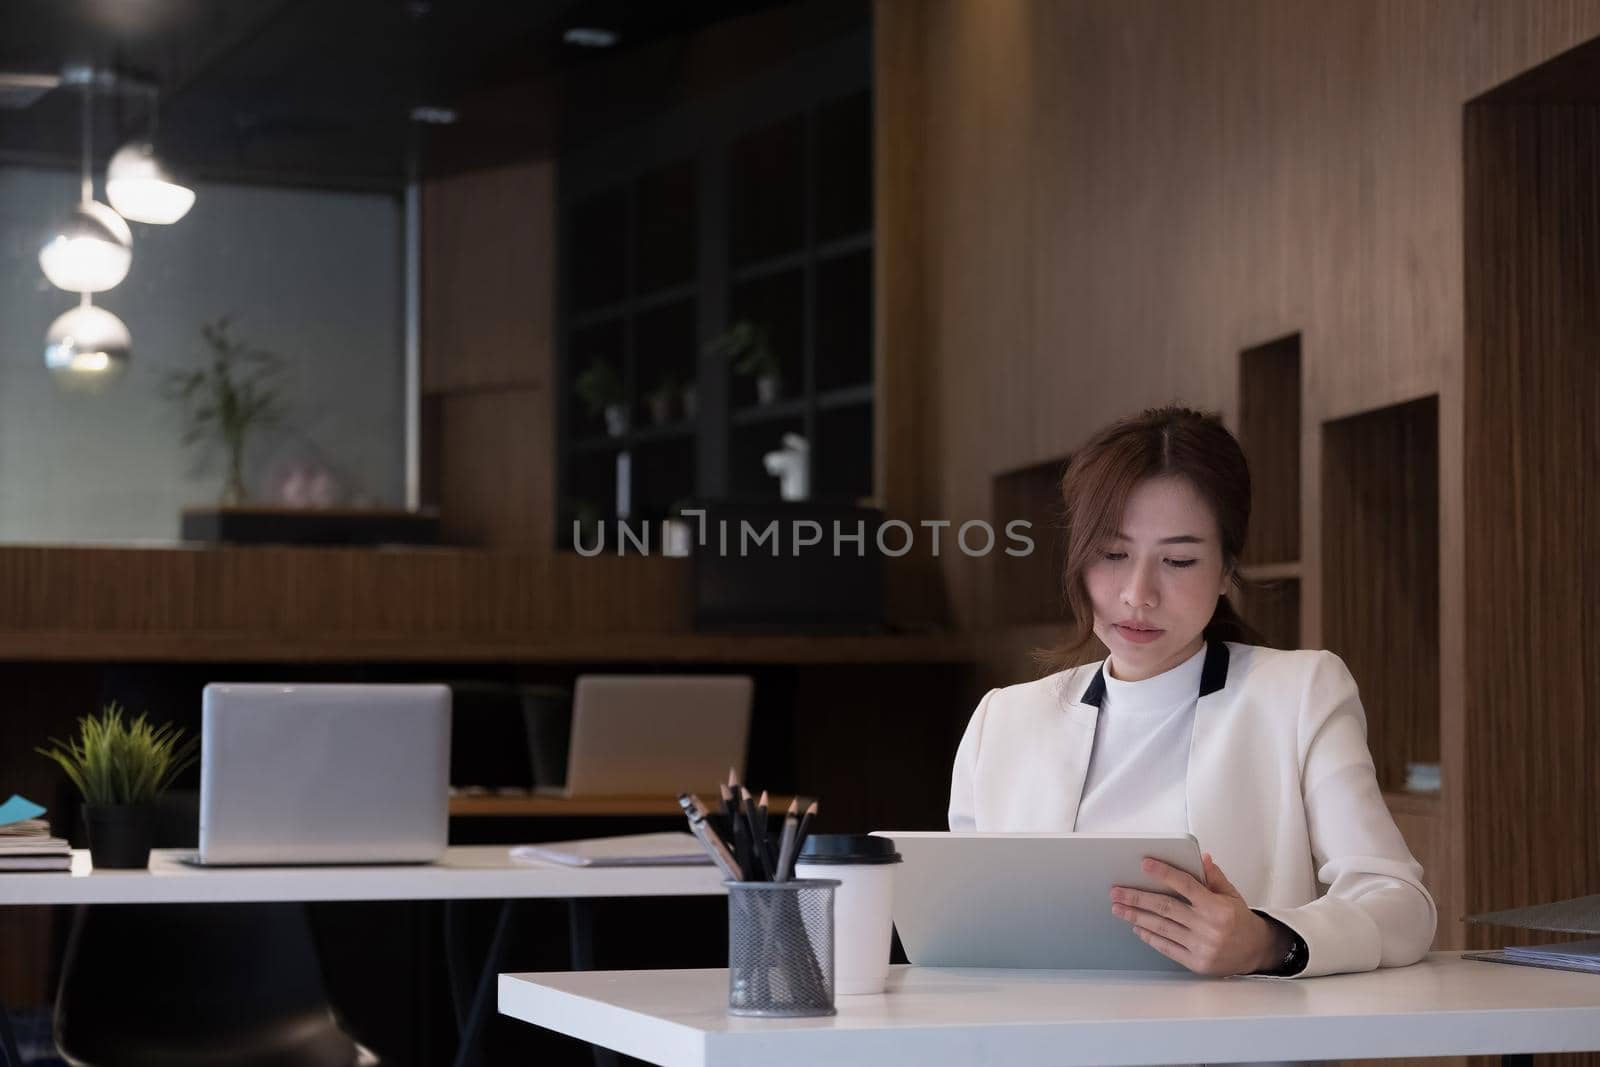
[0,795,46,826]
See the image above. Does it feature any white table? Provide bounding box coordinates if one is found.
[0,847,726,905]
[498,953,1600,1067]
[0,847,726,1067]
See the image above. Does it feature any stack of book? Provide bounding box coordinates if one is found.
[0,817,71,871]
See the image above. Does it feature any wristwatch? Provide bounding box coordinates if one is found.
[1255,912,1309,976]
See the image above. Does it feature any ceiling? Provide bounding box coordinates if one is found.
[0,0,813,193]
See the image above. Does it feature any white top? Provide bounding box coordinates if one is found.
[497,955,1600,1067]
[948,643,1437,978]
[0,846,728,906]
[1073,644,1203,833]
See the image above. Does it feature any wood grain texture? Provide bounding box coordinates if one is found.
[889,0,1600,639]
[989,458,1069,627]
[1238,336,1302,566]
[420,160,554,395]
[0,623,971,665]
[1464,95,1600,960]
[434,388,551,548]
[1321,397,1440,796]
[0,546,687,638]
[875,2,947,629]
[1237,577,1299,652]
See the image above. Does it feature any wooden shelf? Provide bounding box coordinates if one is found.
[449,792,796,818]
[1237,561,1302,582]
[0,630,974,664]
[731,398,807,425]
[1382,789,1442,819]
[816,383,874,411]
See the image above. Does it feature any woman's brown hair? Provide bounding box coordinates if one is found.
[1046,405,1261,668]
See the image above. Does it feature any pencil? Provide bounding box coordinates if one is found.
[724,782,751,880]
[740,786,770,880]
[794,799,819,860]
[774,800,800,882]
[757,790,773,875]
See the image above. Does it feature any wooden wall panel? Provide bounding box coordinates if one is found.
[1464,100,1600,938]
[420,161,554,395]
[1322,397,1440,796]
[882,0,1600,633]
[1238,336,1303,567]
[434,388,551,549]
[0,546,687,638]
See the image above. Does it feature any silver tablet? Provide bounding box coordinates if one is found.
[871,831,1205,971]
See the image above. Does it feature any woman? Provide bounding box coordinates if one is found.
[949,407,1435,978]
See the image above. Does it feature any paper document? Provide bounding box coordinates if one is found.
[511,832,712,868]
[1502,937,1600,972]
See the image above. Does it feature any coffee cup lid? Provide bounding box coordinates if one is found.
[796,833,901,864]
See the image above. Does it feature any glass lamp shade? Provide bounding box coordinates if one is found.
[106,141,196,224]
[38,200,133,293]
[44,302,131,383]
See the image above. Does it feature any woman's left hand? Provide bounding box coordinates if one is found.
[1110,852,1287,976]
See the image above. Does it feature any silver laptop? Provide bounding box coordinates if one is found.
[872,831,1204,970]
[545,674,753,798]
[198,683,451,865]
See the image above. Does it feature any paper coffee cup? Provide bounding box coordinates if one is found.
[794,833,900,995]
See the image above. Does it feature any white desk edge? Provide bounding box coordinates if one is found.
[497,953,1600,1067]
[0,847,729,905]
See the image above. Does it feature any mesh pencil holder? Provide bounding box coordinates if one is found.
[726,879,840,1017]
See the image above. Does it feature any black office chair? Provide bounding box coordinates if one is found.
[50,791,374,1067]
[54,903,369,1067]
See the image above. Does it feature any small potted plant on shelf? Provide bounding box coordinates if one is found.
[37,703,198,869]
[646,373,681,426]
[574,357,627,437]
[165,316,286,505]
[705,320,781,405]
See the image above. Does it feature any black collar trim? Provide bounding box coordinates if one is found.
[1078,640,1230,709]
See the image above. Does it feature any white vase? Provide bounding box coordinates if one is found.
[603,404,628,437]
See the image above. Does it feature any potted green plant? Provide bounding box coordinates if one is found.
[37,703,198,869]
[574,357,627,436]
[705,320,781,405]
[165,317,286,505]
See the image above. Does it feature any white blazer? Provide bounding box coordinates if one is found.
[948,641,1437,978]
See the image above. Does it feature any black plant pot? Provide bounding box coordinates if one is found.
[84,805,154,869]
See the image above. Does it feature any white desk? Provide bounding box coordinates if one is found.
[0,847,726,1067]
[0,847,727,905]
[498,953,1600,1067]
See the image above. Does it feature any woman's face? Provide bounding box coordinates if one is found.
[1084,475,1231,682]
